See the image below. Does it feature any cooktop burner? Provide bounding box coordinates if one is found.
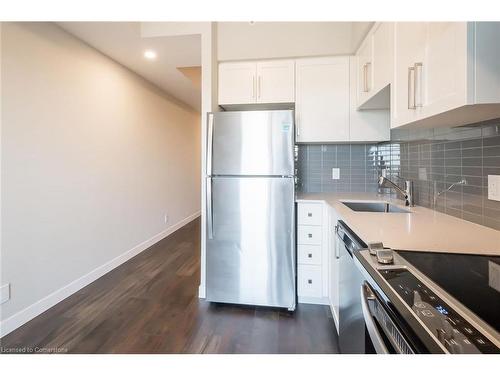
[396,251,500,335]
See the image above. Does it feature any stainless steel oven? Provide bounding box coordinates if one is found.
[355,249,500,354]
[360,281,414,353]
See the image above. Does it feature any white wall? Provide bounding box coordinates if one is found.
[141,22,218,299]
[0,22,201,332]
[217,22,373,61]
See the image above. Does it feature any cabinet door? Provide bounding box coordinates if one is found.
[356,36,373,105]
[298,265,323,298]
[256,60,295,103]
[372,22,394,93]
[295,57,350,143]
[297,202,323,226]
[349,57,390,142]
[421,22,468,118]
[392,22,427,128]
[218,62,256,105]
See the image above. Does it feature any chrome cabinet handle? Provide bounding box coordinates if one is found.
[334,225,341,259]
[206,113,214,175]
[252,75,256,99]
[363,62,371,92]
[407,66,416,109]
[414,62,423,108]
[363,63,368,92]
[258,75,262,99]
[207,177,213,239]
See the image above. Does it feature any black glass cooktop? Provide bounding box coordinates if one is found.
[396,251,500,333]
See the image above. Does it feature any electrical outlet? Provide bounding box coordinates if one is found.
[164,214,169,224]
[332,168,340,180]
[488,175,500,202]
[418,167,428,181]
[0,284,10,304]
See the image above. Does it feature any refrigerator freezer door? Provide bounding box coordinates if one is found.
[206,176,296,309]
[210,110,294,176]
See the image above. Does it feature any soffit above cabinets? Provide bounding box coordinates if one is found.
[57,22,202,112]
[217,22,374,61]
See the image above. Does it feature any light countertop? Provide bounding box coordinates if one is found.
[296,192,500,256]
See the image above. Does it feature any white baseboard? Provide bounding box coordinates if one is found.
[198,284,206,299]
[329,304,340,334]
[298,296,330,306]
[0,211,200,338]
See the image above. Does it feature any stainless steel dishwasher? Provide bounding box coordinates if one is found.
[336,220,374,354]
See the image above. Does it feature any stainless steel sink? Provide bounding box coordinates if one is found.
[341,201,411,213]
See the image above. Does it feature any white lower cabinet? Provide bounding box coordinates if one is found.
[296,201,330,305]
[298,265,323,298]
[298,244,322,265]
[297,225,322,246]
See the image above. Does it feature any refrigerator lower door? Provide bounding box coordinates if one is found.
[206,176,295,310]
[210,110,294,176]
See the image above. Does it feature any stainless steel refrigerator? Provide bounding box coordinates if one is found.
[205,110,296,311]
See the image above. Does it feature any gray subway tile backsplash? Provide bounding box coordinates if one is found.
[297,144,381,195]
[297,118,500,231]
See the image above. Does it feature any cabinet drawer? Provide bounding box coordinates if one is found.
[297,203,323,226]
[298,245,322,265]
[298,265,322,298]
[297,225,322,245]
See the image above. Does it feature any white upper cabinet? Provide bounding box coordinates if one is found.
[218,60,294,106]
[349,57,390,142]
[371,22,394,98]
[356,22,394,110]
[295,56,350,143]
[392,22,500,129]
[218,56,390,143]
[256,60,295,103]
[419,23,468,120]
[392,22,427,127]
[218,62,256,105]
[356,37,373,105]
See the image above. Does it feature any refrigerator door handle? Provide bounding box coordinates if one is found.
[207,177,213,239]
[207,113,214,175]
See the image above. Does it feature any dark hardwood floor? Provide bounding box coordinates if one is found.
[1,218,339,354]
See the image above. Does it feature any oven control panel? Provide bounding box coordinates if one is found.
[380,268,499,354]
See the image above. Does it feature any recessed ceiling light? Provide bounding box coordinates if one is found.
[144,50,157,60]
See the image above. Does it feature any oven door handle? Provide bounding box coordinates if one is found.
[361,282,390,354]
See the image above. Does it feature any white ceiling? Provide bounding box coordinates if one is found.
[57,22,373,113]
[58,22,202,111]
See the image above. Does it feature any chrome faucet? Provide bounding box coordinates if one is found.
[378,176,415,207]
[433,179,467,206]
